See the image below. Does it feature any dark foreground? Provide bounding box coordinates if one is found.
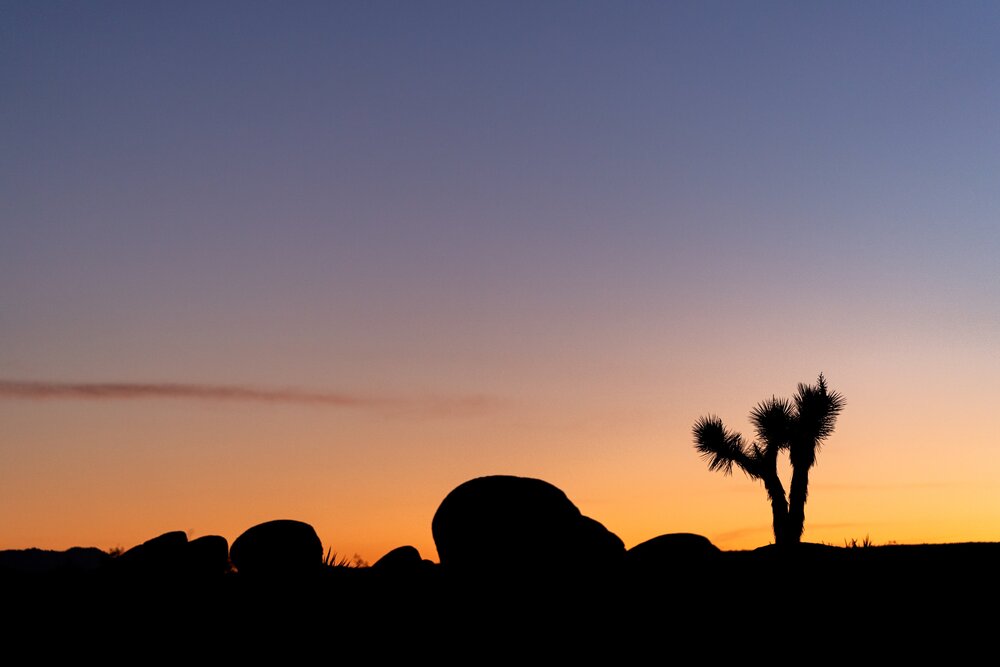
[3,540,997,657]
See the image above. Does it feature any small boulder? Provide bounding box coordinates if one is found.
[626,532,721,572]
[372,545,424,574]
[230,520,323,577]
[117,531,189,576]
[185,535,230,577]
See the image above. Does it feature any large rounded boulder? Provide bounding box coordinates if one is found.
[230,519,323,578]
[431,475,624,580]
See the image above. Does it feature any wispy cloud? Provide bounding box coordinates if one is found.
[710,525,772,545]
[0,380,497,416]
[711,521,860,546]
[815,482,956,491]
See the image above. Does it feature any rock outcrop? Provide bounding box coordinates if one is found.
[431,475,624,580]
[230,519,323,577]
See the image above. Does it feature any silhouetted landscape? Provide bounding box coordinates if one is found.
[5,3,999,655]
[5,377,997,652]
[4,474,997,654]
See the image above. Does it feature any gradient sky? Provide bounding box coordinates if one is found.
[2,1,998,561]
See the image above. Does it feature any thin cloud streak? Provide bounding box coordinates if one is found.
[712,522,860,546]
[0,380,497,415]
[816,482,958,491]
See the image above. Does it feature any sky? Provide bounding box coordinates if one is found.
[2,1,998,562]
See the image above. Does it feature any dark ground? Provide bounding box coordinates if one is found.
[3,541,996,657]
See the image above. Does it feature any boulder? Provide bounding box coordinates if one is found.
[112,532,231,579]
[117,531,189,576]
[626,532,721,572]
[371,545,424,574]
[185,535,230,577]
[230,519,323,577]
[431,475,624,579]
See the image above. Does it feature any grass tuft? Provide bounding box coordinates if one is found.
[324,547,369,568]
[844,534,873,549]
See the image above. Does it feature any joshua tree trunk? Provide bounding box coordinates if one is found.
[787,464,810,543]
[762,473,790,545]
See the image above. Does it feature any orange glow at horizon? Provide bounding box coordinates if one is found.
[2,362,997,563]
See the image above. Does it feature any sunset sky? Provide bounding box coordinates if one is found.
[2,2,998,562]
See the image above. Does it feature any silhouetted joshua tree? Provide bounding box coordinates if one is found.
[786,374,846,542]
[693,374,845,546]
